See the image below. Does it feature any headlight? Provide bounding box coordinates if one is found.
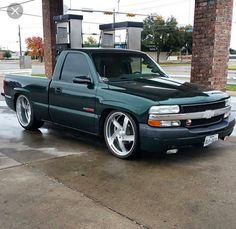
[149,105,180,114]
[225,98,231,107]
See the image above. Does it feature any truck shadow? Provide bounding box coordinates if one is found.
[17,122,236,165]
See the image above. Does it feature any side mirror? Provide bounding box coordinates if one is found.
[73,75,92,84]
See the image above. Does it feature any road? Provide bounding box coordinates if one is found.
[161,65,236,84]
[1,61,236,82]
[164,66,236,78]
[0,61,44,75]
[0,77,236,228]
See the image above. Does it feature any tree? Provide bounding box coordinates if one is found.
[25,36,44,62]
[24,50,30,56]
[178,25,193,55]
[142,15,192,62]
[84,36,98,47]
[3,50,11,59]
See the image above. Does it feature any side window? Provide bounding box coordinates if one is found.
[61,53,90,83]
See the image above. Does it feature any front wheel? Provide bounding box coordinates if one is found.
[16,94,44,130]
[104,111,138,159]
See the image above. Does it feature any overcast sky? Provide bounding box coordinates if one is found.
[0,0,235,52]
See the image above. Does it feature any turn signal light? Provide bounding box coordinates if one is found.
[148,120,161,127]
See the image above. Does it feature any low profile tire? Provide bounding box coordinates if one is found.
[16,94,44,130]
[104,111,138,159]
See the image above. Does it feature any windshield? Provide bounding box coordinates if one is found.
[91,52,167,82]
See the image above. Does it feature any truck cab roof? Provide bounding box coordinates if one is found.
[67,48,146,55]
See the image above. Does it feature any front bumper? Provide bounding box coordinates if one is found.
[139,116,235,153]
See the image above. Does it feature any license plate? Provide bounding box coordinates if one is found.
[204,134,219,147]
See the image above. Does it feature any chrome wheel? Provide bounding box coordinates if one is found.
[16,95,32,127]
[105,111,137,157]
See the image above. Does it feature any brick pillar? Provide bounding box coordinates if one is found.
[191,0,233,90]
[42,0,63,78]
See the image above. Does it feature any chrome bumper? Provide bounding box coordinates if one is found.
[149,106,231,121]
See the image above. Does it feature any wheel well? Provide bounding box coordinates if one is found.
[14,93,20,110]
[99,109,139,137]
[99,109,113,137]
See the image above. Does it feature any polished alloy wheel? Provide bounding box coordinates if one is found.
[16,95,32,127]
[105,111,137,157]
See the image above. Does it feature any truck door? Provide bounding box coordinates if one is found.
[49,52,97,133]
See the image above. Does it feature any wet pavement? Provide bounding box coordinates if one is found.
[0,94,236,228]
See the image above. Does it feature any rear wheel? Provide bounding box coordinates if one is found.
[104,111,138,159]
[16,94,44,130]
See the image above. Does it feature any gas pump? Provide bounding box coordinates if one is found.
[99,21,143,50]
[53,14,83,56]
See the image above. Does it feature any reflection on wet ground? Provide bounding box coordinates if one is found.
[0,99,236,228]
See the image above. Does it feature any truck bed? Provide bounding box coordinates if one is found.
[3,74,50,121]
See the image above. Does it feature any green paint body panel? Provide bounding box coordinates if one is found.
[3,49,235,153]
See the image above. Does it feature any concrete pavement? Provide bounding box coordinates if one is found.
[0,92,236,228]
[0,105,142,229]
[0,166,141,229]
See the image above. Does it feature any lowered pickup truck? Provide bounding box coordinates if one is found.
[2,49,235,159]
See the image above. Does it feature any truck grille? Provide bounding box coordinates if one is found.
[181,101,225,113]
[182,115,223,128]
[180,101,226,128]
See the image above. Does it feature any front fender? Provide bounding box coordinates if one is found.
[14,87,31,97]
[97,96,154,124]
[96,85,157,123]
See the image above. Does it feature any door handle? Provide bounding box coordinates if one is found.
[55,87,62,94]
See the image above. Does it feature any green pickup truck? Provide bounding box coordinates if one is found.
[2,49,235,159]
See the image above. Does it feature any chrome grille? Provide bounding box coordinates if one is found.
[182,115,223,128]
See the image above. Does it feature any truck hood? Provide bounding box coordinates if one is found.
[107,77,229,105]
